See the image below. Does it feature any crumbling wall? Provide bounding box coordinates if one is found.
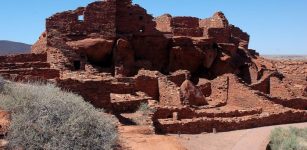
[172,17,203,37]
[84,1,116,38]
[229,25,250,49]
[200,12,230,43]
[158,77,183,106]
[132,36,170,72]
[56,78,136,111]
[156,110,307,134]
[155,14,172,33]
[31,32,48,54]
[116,0,157,35]
[135,70,161,100]
[45,1,117,71]
[155,15,203,37]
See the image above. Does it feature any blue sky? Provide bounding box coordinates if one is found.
[0,0,306,55]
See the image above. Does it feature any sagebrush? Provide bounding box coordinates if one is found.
[269,127,307,150]
[0,79,118,150]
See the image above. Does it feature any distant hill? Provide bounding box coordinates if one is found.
[0,40,31,55]
[262,55,307,60]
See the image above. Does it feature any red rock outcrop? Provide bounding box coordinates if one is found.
[180,80,208,106]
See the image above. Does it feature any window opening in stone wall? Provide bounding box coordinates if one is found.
[73,61,81,70]
[139,16,144,21]
[80,53,87,60]
[139,26,145,33]
[78,15,84,22]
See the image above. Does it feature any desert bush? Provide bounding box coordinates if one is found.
[132,102,156,125]
[138,102,156,115]
[0,80,118,150]
[269,127,307,150]
[0,76,5,92]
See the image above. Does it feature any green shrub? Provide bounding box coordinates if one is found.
[0,80,118,150]
[132,102,156,125]
[269,127,307,150]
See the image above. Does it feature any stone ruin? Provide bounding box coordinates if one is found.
[1,0,306,134]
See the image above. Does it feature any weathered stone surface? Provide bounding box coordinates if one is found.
[169,46,203,74]
[197,78,212,97]
[114,38,135,77]
[168,70,191,86]
[132,36,169,72]
[180,80,208,106]
[135,70,161,100]
[31,32,48,54]
[155,14,172,33]
[203,48,218,69]
[200,12,231,43]
[159,77,182,106]
[67,38,114,64]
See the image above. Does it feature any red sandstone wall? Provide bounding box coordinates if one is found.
[135,71,160,100]
[199,12,231,43]
[0,54,47,63]
[158,77,183,106]
[84,1,116,38]
[56,78,136,111]
[156,110,307,134]
[116,0,157,35]
[172,17,199,28]
[155,14,172,33]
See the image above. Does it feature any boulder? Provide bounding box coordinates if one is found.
[180,80,208,106]
[168,70,191,86]
[203,48,218,69]
[169,46,203,74]
[197,78,212,97]
[210,53,235,77]
[67,38,114,64]
[132,36,169,72]
[114,38,135,76]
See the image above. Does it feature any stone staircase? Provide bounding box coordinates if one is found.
[0,53,60,81]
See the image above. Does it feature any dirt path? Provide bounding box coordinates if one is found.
[119,125,186,150]
[119,123,307,150]
[177,122,307,150]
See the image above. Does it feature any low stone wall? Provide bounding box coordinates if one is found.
[0,68,60,80]
[156,110,307,134]
[0,62,50,70]
[56,78,136,111]
[255,91,307,110]
[0,54,47,63]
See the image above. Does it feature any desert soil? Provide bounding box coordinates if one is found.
[119,122,307,150]
[177,122,307,150]
[119,125,186,150]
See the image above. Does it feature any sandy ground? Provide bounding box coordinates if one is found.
[119,122,307,150]
[119,125,186,150]
[177,122,307,150]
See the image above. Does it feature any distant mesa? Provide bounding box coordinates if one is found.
[0,40,31,55]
